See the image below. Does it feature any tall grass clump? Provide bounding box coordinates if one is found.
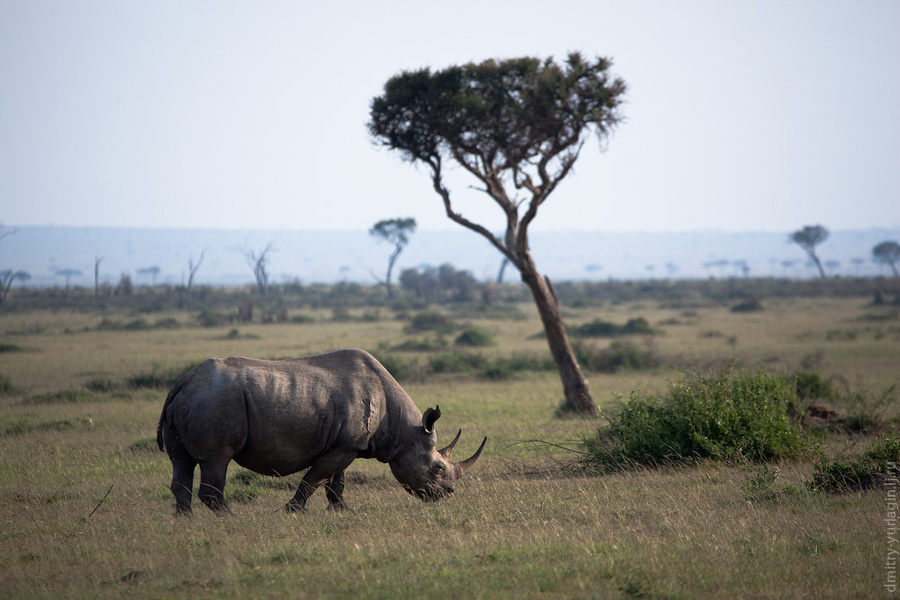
[584,368,812,473]
[809,432,900,493]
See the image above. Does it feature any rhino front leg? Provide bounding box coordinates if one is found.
[286,452,355,512]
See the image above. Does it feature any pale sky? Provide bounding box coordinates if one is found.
[1,0,898,234]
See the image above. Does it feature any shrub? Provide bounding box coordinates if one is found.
[197,310,228,327]
[85,378,120,393]
[570,317,659,338]
[0,374,16,396]
[731,298,764,313]
[583,368,812,473]
[809,432,900,493]
[428,351,487,374]
[455,325,495,347]
[369,351,419,382]
[574,340,660,373]
[406,310,455,334]
[393,336,448,352]
[128,361,204,389]
[793,371,836,400]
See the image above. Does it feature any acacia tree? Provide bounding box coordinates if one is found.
[873,241,900,278]
[789,225,830,279]
[369,217,416,298]
[369,53,626,415]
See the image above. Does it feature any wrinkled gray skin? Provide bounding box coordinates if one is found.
[157,349,486,514]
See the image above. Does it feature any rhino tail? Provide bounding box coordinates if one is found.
[157,375,190,452]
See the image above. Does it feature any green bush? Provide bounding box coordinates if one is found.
[428,351,487,374]
[455,325,495,347]
[128,361,204,389]
[369,351,419,382]
[405,310,455,334]
[793,371,836,400]
[574,340,660,373]
[393,336,448,352]
[85,378,120,393]
[570,317,658,338]
[0,374,15,396]
[731,298,764,313]
[809,432,900,493]
[583,368,812,473]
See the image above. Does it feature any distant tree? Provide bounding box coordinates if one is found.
[240,243,274,297]
[185,250,205,305]
[369,217,416,298]
[369,53,626,415]
[789,225,829,279]
[54,268,82,291]
[851,257,866,276]
[0,270,28,307]
[873,241,900,278]
[137,266,161,286]
[94,256,104,298]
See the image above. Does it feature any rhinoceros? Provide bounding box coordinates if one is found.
[156,348,486,514]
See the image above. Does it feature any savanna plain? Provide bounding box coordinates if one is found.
[1,279,898,599]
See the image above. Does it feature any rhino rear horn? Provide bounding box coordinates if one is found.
[439,429,462,459]
[422,406,441,434]
[454,436,487,477]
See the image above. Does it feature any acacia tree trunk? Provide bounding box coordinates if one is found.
[519,255,595,415]
[385,245,401,299]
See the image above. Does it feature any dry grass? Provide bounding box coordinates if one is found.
[0,296,897,598]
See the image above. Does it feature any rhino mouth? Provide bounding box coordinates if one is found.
[403,483,453,502]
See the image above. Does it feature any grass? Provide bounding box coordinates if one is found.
[0,292,897,598]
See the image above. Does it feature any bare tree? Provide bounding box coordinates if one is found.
[789,225,829,279]
[369,54,626,415]
[369,218,416,298]
[873,241,900,278]
[184,250,206,307]
[240,243,275,297]
[0,270,28,307]
[94,256,104,297]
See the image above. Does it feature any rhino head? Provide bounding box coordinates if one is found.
[389,406,487,502]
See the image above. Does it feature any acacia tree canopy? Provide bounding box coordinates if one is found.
[873,241,900,278]
[789,225,830,279]
[370,217,417,298]
[369,54,625,266]
[369,53,626,415]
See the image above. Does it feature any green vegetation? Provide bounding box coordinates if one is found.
[583,368,812,473]
[570,316,658,337]
[810,432,900,492]
[0,280,896,598]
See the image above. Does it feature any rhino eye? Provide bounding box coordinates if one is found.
[432,464,445,475]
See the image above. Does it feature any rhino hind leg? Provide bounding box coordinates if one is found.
[198,458,232,514]
[163,427,197,515]
[325,471,347,510]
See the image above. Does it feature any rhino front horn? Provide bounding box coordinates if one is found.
[454,436,487,476]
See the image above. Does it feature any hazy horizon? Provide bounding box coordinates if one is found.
[4,225,898,288]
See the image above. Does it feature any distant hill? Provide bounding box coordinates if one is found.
[2,226,898,288]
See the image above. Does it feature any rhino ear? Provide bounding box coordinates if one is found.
[422,405,441,434]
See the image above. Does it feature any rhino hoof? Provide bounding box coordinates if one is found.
[285,500,307,513]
